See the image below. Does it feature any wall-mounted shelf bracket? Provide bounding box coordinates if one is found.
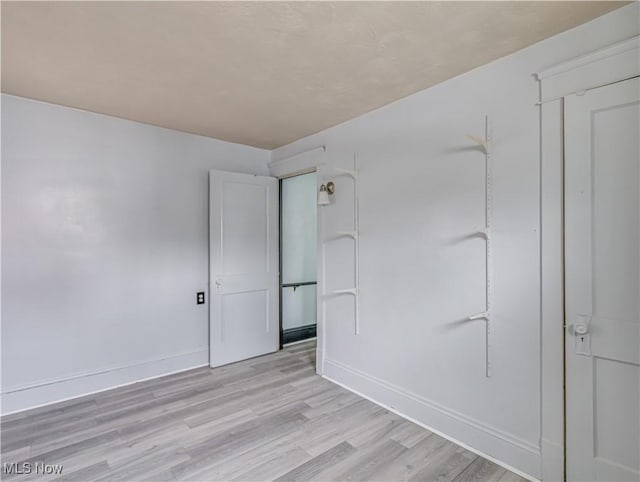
[330,288,358,296]
[466,134,489,153]
[470,228,490,239]
[332,167,357,179]
[468,311,489,321]
[339,230,358,239]
[326,230,358,241]
[322,154,360,336]
[465,115,494,378]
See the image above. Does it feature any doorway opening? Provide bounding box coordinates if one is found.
[279,171,318,348]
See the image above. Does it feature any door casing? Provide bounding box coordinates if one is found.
[269,147,327,374]
[537,36,640,481]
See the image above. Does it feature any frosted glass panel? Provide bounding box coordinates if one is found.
[281,172,317,284]
[282,284,317,330]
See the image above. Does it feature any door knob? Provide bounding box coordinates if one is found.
[572,314,592,356]
[574,314,591,335]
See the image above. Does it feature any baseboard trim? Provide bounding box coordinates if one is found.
[283,337,317,347]
[323,357,541,480]
[282,324,317,345]
[1,348,209,415]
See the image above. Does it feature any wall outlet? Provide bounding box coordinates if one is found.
[196,292,205,305]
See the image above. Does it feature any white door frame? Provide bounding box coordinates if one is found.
[270,146,327,374]
[537,35,639,481]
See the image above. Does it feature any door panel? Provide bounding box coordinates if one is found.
[210,171,278,367]
[222,182,268,274]
[594,358,639,471]
[565,77,640,482]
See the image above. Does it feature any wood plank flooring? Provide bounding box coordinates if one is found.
[1,341,528,481]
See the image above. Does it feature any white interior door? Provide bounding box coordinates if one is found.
[565,77,640,482]
[209,170,278,367]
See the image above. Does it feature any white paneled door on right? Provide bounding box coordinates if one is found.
[565,77,640,482]
[209,170,278,367]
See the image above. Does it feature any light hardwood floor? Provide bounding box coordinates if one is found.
[1,341,528,481]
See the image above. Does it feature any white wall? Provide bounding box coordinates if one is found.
[1,95,269,414]
[270,5,640,479]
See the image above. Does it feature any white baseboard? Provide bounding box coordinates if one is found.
[0,348,209,415]
[323,357,541,481]
[283,337,317,347]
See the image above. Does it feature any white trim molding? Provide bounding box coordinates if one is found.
[540,98,565,482]
[0,348,208,415]
[269,145,325,179]
[324,358,540,480]
[536,36,639,103]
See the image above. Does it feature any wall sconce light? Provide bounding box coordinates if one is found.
[318,181,335,205]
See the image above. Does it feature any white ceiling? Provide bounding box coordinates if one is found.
[1,1,625,149]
